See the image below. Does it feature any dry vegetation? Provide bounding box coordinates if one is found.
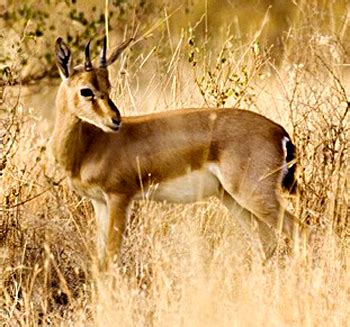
[1,1,349,326]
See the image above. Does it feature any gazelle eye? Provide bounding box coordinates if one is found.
[80,88,94,97]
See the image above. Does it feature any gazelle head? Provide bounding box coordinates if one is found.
[55,37,133,133]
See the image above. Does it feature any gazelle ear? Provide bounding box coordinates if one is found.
[55,37,73,80]
[105,38,134,67]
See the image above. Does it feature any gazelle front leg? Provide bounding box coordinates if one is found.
[92,194,130,270]
[91,199,108,263]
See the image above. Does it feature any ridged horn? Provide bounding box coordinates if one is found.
[100,36,107,68]
[84,39,93,71]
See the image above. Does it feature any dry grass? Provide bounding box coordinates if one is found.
[1,1,349,326]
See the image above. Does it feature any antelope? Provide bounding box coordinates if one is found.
[51,36,309,269]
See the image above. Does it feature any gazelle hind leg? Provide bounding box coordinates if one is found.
[279,206,314,251]
[221,192,277,261]
[249,195,297,241]
[212,163,303,255]
[255,217,278,260]
[255,200,315,256]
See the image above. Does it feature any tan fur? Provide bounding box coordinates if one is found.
[52,38,307,269]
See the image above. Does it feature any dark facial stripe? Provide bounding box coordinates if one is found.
[108,98,120,114]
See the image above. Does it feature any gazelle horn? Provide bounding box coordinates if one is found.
[100,36,107,68]
[84,40,93,71]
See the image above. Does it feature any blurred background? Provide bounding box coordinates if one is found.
[1,0,349,84]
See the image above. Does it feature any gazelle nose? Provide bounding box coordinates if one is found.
[109,117,121,132]
[112,117,120,126]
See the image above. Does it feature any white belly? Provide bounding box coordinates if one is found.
[136,165,221,203]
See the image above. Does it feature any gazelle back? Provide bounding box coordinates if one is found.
[51,37,308,269]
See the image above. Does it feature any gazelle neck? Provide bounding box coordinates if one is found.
[51,83,91,176]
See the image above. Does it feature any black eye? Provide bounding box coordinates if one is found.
[80,88,94,97]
